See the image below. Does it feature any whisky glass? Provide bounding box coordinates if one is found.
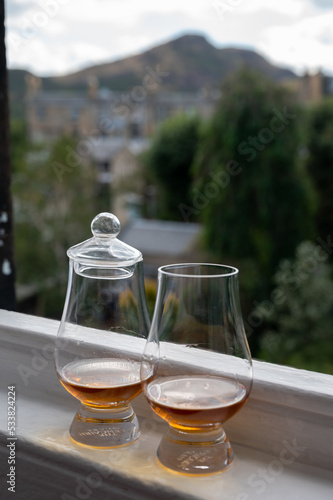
[54,213,150,447]
[141,263,253,475]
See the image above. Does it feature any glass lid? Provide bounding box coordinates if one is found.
[67,213,142,277]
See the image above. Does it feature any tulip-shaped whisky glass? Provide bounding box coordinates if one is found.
[141,263,253,475]
[54,213,150,447]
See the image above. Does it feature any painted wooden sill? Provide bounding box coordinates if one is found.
[0,310,332,500]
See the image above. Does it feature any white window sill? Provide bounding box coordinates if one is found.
[0,310,332,499]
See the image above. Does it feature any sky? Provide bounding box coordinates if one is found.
[4,0,333,77]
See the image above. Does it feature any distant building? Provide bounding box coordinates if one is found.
[111,141,151,224]
[25,76,220,223]
[120,218,204,278]
[87,136,149,224]
[86,136,149,185]
[25,75,219,143]
[296,71,333,103]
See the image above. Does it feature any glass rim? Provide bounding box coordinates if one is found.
[158,263,239,278]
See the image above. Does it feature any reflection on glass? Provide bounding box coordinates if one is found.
[141,263,253,475]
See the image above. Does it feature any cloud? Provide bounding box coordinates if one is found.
[6,35,111,76]
[310,0,332,8]
[208,8,297,54]
[258,11,333,74]
[5,0,33,17]
[4,0,333,76]
[136,11,199,39]
[241,0,305,17]
[5,1,214,75]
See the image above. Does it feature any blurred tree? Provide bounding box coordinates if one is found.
[256,241,333,375]
[0,1,16,310]
[306,99,333,242]
[12,130,95,318]
[144,113,200,220]
[144,279,157,319]
[193,70,315,291]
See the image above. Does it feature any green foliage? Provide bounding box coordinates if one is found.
[144,279,157,319]
[10,120,29,169]
[12,125,96,317]
[306,98,333,240]
[144,113,200,220]
[193,70,316,286]
[256,242,333,374]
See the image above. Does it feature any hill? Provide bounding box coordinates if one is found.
[9,34,296,99]
[50,34,296,91]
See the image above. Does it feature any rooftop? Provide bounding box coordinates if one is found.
[120,219,202,257]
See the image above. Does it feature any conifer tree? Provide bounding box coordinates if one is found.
[306,99,333,243]
[193,70,315,288]
[145,114,200,221]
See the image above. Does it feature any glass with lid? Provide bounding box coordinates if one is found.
[54,213,150,447]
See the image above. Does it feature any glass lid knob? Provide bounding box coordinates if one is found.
[91,212,120,239]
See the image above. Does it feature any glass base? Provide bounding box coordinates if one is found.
[157,426,233,475]
[69,404,140,448]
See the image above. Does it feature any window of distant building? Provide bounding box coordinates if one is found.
[157,105,167,122]
[99,116,114,137]
[36,106,46,121]
[71,108,80,123]
[129,122,140,138]
[96,160,112,184]
[97,160,110,172]
[325,77,333,95]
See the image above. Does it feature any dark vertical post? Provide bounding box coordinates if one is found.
[0,1,16,310]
